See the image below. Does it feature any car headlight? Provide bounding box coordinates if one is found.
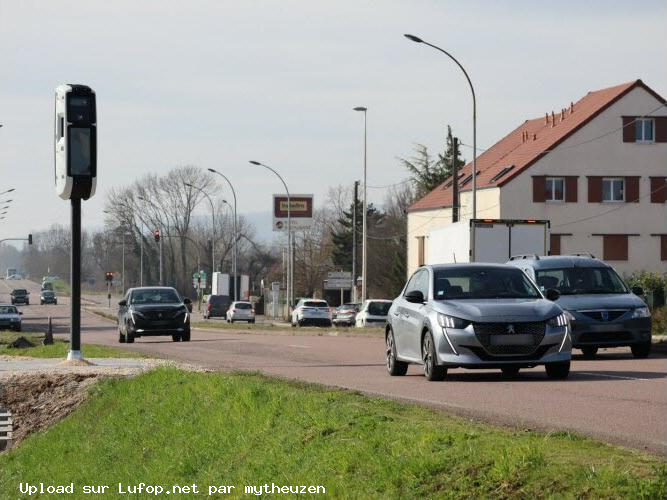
[630,307,650,318]
[547,313,568,327]
[437,313,470,329]
[129,310,144,323]
[563,310,576,322]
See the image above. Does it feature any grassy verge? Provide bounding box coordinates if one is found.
[1,368,664,498]
[192,320,384,335]
[0,332,143,358]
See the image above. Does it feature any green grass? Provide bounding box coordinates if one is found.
[0,331,143,358]
[192,320,384,335]
[0,368,664,499]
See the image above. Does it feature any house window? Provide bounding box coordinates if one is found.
[417,236,425,266]
[545,177,565,202]
[602,235,628,261]
[602,178,624,202]
[635,118,655,142]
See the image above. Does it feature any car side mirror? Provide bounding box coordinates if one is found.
[118,299,127,307]
[545,288,560,301]
[183,298,192,304]
[405,290,425,304]
[631,286,644,296]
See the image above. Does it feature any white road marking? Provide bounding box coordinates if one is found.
[578,372,651,381]
[287,344,311,349]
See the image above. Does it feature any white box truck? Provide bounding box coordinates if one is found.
[212,272,250,298]
[427,219,550,264]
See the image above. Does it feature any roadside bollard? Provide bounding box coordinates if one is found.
[43,316,54,345]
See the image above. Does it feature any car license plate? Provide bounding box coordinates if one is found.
[490,334,533,346]
[589,324,624,333]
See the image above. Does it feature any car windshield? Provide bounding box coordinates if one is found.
[535,267,628,295]
[130,289,181,304]
[367,302,392,316]
[209,295,227,305]
[338,304,357,312]
[235,302,252,309]
[433,267,542,300]
[0,306,18,314]
[304,301,328,308]
[13,290,27,295]
[42,291,54,296]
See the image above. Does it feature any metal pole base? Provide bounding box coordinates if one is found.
[67,350,83,361]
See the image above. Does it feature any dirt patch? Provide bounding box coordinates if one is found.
[6,337,36,349]
[0,373,101,447]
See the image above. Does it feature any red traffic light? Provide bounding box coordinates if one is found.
[153,228,161,242]
[105,271,113,282]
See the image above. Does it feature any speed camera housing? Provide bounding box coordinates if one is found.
[54,84,97,200]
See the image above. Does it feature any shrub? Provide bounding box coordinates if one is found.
[652,307,666,336]
[626,271,667,293]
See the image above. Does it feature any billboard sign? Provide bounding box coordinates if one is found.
[273,194,313,231]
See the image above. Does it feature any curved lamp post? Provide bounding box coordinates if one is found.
[184,182,216,279]
[249,160,292,309]
[207,168,238,301]
[404,34,478,219]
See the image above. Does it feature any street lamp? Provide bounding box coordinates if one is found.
[103,210,132,294]
[353,106,368,302]
[137,195,163,286]
[249,160,293,309]
[207,168,238,301]
[184,182,216,279]
[404,34,478,219]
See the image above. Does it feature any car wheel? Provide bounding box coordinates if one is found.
[545,361,570,379]
[631,341,651,359]
[501,366,521,378]
[41,301,44,305]
[26,300,29,305]
[249,319,255,324]
[422,331,447,381]
[54,300,57,305]
[126,330,135,344]
[172,334,180,342]
[182,330,191,342]
[15,325,22,332]
[118,328,126,343]
[581,346,598,359]
[386,329,408,376]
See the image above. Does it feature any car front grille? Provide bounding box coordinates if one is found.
[578,310,627,322]
[473,321,546,356]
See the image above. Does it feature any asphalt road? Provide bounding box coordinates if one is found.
[3,279,666,455]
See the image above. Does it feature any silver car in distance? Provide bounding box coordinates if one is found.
[386,264,572,381]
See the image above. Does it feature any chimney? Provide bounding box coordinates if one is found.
[561,108,565,120]
[551,111,556,127]
[570,101,574,113]
[545,113,549,125]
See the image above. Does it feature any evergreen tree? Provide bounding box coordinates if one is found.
[330,202,379,272]
[400,125,466,199]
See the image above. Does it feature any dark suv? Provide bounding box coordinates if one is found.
[508,255,652,358]
[118,287,192,343]
[10,289,30,305]
[203,294,231,319]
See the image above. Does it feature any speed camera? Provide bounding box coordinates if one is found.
[54,84,97,200]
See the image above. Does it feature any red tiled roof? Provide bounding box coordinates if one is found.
[409,79,666,212]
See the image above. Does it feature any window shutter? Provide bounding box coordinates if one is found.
[532,176,546,202]
[603,235,628,261]
[625,177,640,202]
[622,116,636,142]
[661,235,667,261]
[655,117,667,143]
[417,236,425,266]
[588,176,602,202]
[650,177,667,203]
[549,234,561,255]
[565,176,578,202]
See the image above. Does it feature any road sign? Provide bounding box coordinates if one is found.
[327,271,351,279]
[325,278,353,290]
[273,194,313,231]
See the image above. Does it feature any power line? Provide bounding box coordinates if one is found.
[366,179,413,189]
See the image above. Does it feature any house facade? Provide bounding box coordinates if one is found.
[407,80,667,277]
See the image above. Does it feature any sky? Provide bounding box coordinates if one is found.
[0,0,665,246]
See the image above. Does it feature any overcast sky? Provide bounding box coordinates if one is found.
[0,0,665,245]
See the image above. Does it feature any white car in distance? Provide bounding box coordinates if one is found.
[356,299,393,327]
[291,299,332,327]
[226,301,255,323]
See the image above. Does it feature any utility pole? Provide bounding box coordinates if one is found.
[352,180,359,302]
[452,137,460,223]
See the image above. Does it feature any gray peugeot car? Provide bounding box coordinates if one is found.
[507,255,652,358]
[386,264,571,381]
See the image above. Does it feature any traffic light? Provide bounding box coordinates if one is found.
[153,228,161,243]
[105,271,113,283]
[28,234,33,245]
